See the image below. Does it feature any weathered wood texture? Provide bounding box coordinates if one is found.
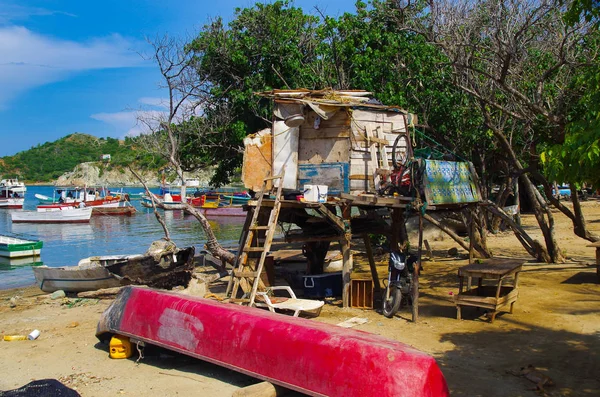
[242,129,272,192]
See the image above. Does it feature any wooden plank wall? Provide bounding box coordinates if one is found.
[349,110,407,193]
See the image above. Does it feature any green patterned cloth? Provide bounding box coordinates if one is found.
[424,160,480,204]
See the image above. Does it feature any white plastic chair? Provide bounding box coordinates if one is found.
[255,286,324,317]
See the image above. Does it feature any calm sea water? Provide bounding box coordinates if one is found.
[0,185,245,290]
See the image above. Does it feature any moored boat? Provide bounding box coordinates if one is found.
[33,245,195,293]
[0,235,43,258]
[0,178,27,194]
[11,207,93,223]
[36,186,124,211]
[0,183,25,209]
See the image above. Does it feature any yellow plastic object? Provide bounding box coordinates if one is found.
[3,335,27,341]
[109,335,132,359]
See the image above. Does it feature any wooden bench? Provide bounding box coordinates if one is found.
[455,259,523,323]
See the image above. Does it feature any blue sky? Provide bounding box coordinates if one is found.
[0,0,354,157]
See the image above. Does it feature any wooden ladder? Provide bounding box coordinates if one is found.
[226,172,284,306]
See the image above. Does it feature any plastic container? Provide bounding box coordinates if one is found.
[303,271,342,298]
[303,185,328,203]
[3,335,27,341]
[28,329,41,340]
[109,335,132,359]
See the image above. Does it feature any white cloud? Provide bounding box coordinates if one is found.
[138,97,170,108]
[0,3,77,24]
[90,109,168,137]
[0,26,146,109]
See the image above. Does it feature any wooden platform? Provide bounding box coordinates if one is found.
[455,259,523,323]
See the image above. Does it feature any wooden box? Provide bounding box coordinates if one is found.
[350,279,374,309]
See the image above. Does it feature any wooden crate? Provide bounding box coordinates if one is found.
[350,279,374,309]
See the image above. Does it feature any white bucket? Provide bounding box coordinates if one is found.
[303,185,328,203]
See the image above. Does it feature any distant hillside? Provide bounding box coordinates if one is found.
[0,133,166,182]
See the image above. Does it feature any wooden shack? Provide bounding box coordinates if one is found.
[243,89,416,195]
[234,89,482,321]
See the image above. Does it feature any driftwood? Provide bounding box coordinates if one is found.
[77,286,128,299]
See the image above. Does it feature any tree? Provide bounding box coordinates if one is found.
[187,1,323,185]
[394,0,599,262]
[136,34,235,265]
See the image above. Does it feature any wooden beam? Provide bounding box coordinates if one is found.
[340,204,353,309]
[316,203,346,234]
[363,234,381,295]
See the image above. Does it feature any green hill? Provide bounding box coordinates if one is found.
[0,133,165,182]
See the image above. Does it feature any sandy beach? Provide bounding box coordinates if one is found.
[1,201,599,396]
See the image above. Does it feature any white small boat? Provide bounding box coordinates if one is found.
[0,235,43,258]
[35,193,59,204]
[33,246,195,292]
[33,260,125,293]
[11,207,93,223]
[0,182,25,209]
[0,178,27,194]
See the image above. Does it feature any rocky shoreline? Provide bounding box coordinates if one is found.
[49,162,216,187]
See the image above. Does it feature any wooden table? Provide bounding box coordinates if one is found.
[585,242,600,283]
[455,259,523,323]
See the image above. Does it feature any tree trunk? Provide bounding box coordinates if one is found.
[534,173,599,243]
[481,107,559,262]
[421,213,490,258]
[184,203,236,265]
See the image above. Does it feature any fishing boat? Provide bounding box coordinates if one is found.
[36,186,123,211]
[0,188,24,209]
[0,235,43,258]
[0,178,27,194]
[11,207,93,223]
[32,245,195,293]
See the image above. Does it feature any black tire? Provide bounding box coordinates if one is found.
[382,285,402,318]
[392,133,411,169]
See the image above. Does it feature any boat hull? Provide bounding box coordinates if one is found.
[0,236,43,258]
[33,265,122,293]
[11,207,93,223]
[97,287,449,397]
[0,198,24,209]
[200,206,246,217]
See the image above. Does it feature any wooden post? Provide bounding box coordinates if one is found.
[468,208,475,265]
[363,234,381,294]
[412,210,423,323]
[341,204,353,308]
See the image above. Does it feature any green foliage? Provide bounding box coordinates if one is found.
[0,133,166,182]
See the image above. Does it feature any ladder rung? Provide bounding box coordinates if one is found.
[234,271,258,278]
[249,225,270,230]
[264,175,283,181]
[243,247,266,252]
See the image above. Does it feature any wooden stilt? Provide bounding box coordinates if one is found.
[341,204,353,308]
[412,210,423,323]
[341,234,353,308]
[363,234,381,294]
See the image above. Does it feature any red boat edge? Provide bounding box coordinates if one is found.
[96,286,449,397]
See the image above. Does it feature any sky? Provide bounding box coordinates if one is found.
[0,0,355,157]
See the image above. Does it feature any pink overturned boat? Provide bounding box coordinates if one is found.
[97,286,449,397]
